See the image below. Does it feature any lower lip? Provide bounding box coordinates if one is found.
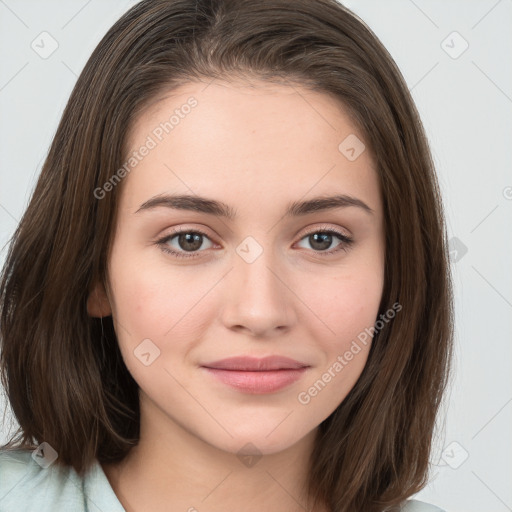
[201,367,308,393]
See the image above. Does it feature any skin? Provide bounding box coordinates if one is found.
[88,78,385,512]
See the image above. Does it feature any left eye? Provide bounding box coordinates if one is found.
[295,230,354,254]
[157,228,353,259]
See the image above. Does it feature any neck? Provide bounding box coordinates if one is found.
[102,393,326,512]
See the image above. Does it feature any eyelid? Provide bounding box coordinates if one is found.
[298,223,352,239]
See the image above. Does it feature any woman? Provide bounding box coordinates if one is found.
[0,1,453,510]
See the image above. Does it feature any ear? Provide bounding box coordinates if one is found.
[87,278,112,318]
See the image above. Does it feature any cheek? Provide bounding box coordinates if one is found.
[303,269,383,350]
[108,254,216,353]
[295,275,381,413]
[110,271,171,336]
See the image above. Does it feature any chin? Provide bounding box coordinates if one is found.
[207,425,315,457]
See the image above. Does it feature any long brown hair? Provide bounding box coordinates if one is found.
[0,1,453,510]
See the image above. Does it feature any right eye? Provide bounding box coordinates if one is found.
[157,229,216,259]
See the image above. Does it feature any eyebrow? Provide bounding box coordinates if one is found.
[134,193,374,218]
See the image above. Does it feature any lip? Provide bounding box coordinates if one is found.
[201,355,309,371]
[200,356,310,394]
[202,368,308,393]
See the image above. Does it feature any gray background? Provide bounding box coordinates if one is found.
[1,1,511,511]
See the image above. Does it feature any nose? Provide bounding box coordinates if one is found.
[219,246,296,338]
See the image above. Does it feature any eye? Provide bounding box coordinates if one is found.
[295,227,354,256]
[157,228,215,259]
[156,226,354,260]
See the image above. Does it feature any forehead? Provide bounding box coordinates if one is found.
[121,78,381,216]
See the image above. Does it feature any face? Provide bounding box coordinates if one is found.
[88,78,385,457]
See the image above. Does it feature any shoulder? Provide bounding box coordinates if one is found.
[0,448,86,511]
[0,447,124,512]
[402,499,446,512]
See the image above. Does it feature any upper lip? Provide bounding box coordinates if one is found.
[201,356,309,371]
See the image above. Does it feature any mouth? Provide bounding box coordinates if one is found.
[201,355,309,371]
[200,355,310,394]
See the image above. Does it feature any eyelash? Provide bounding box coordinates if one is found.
[156,226,354,260]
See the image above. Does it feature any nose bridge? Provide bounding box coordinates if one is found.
[220,235,294,335]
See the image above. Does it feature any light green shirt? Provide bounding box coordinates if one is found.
[0,448,446,511]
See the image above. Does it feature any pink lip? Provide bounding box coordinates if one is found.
[202,368,308,393]
[200,356,310,394]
